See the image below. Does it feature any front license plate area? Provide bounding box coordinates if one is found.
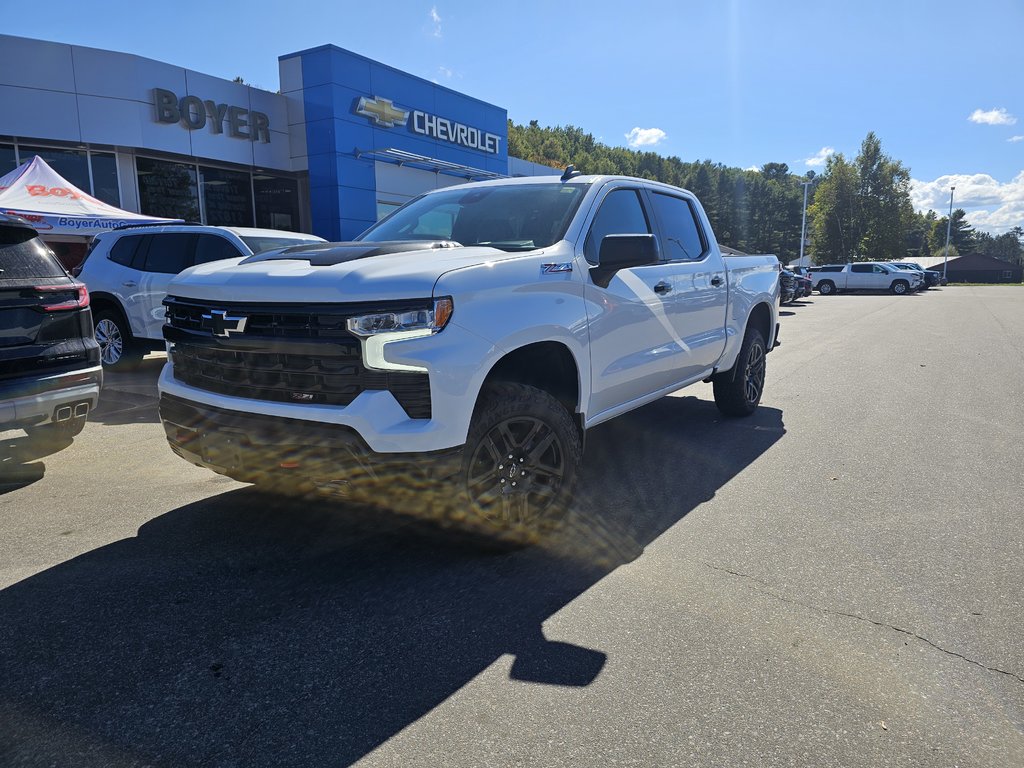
[201,432,244,471]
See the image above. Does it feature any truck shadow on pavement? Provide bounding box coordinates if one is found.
[0,396,784,767]
[0,434,61,494]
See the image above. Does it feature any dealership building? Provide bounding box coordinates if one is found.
[0,34,553,260]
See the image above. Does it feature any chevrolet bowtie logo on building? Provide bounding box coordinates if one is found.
[356,96,410,128]
[201,310,248,338]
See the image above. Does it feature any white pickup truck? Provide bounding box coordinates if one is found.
[811,262,923,295]
[158,173,780,540]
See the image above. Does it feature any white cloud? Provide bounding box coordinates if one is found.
[437,66,453,79]
[624,127,667,148]
[911,172,1024,233]
[968,108,1017,126]
[804,147,835,167]
[744,165,760,172]
[1009,135,1024,143]
[429,6,442,37]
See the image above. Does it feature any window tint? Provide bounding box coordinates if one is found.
[194,235,243,265]
[817,265,843,272]
[650,193,706,261]
[851,264,872,273]
[584,189,650,263]
[143,233,197,274]
[0,225,65,278]
[109,235,143,267]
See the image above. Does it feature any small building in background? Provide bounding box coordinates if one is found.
[923,253,1023,283]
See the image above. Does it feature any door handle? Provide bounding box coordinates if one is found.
[653,281,672,295]
[710,275,724,287]
[122,281,137,288]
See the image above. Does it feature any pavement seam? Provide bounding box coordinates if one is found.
[702,562,1024,686]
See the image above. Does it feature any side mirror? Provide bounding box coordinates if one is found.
[591,234,660,287]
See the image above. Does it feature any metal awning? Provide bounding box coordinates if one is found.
[355,148,507,181]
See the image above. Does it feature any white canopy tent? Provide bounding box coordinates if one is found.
[0,155,176,236]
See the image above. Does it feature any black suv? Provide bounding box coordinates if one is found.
[1,214,101,443]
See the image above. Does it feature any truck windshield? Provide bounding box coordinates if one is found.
[358,183,590,251]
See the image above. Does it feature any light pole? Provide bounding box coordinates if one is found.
[799,180,813,267]
[943,185,955,282]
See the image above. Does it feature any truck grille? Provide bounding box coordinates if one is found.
[164,298,432,419]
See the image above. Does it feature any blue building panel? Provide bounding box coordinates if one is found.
[281,44,510,241]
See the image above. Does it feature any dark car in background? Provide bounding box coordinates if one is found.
[0,214,101,444]
[779,268,799,304]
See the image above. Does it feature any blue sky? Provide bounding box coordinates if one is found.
[6,0,1022,232]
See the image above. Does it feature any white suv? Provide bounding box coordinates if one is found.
[77,224,325,368]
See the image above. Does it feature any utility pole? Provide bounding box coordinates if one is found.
[799,180,813,267]
[943,186,955,283]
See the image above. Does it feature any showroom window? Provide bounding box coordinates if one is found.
[200,166,254,227]
[254,174,301,231]
[90,152,120,206]
[137,157,200,222]
[0,144,15,176]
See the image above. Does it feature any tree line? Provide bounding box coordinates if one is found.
[507,121,1023,266]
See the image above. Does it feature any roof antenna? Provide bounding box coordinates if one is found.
[561,164,581,181]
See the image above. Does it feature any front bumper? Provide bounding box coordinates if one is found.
[0,365,102,430]
[159,393,463,500]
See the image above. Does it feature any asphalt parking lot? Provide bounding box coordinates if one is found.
[1,287,1022,767]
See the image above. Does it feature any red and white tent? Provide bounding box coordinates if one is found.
[0,155,176,236]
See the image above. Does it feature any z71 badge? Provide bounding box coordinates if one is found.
[541,263,573,274]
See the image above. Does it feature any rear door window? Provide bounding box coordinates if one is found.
[0,226,65,279]
[142,233,198,274]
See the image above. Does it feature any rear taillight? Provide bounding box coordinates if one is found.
[35,283,90,311]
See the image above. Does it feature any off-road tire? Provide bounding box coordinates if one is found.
[456,382,582,546]
[712,327,767,417]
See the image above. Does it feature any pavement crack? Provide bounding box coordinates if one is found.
[703,562,1024,685]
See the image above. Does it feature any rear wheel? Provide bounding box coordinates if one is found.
[817,280,836,295]
[891,280,909,295]
[459,382,581,545]
[95,310,143,370]
[713,327,767,417]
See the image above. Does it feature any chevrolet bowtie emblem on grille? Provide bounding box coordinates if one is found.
[201,310,248,337]
[355,96,409,128]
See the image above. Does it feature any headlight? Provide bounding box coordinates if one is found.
[347,297,453,337]
[347,297,453,373]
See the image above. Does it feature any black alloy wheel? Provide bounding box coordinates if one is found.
[713,327,767,417]
[461,382,581,540]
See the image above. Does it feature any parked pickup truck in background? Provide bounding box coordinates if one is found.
[811,262,923,295]
[157,173,780,542]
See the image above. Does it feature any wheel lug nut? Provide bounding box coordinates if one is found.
[521,471,526,476]
[500,478,506,484]
[511,482,516,487]
[508,454,513,459]
[498,464,504,470]
[519,458,524,463]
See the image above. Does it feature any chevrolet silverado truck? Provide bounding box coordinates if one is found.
[811,262,922,295]
[157,173,780,540]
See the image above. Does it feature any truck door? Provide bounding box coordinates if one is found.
[847,262,879,290]
[646,190,728,380]
[581,186,689,420]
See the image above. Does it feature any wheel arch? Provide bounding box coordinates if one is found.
[477,340,584,436]
[88,292,134,340]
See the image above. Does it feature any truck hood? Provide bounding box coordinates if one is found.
[167,240,519,303]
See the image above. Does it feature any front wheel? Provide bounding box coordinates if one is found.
[459,382,582,544]
[891,280,909,295]
[713,327,767,417]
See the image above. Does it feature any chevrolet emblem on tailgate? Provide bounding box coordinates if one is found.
[201,310,248,337]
